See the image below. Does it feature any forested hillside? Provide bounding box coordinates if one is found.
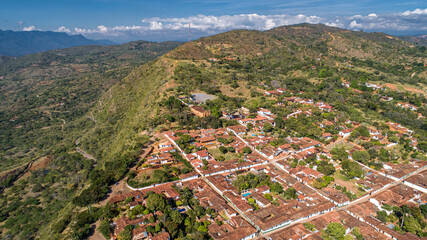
[0,23,426,239]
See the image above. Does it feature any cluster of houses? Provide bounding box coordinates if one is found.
[395,102,419,111]
[345,183,426,240]
[341,81,386,92]
[205,164,336,234]
[264,87,334,113]
[108,183,179,240]
[105,118,426,240]
[182,179,258,240]
[340,80,424,116]
[109,178,259,240]
[107,87,427,239]
[164,128,267,176]
[142,141,178,167]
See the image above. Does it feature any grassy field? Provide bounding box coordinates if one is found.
[332,171,365,197]
[208,147,241,161]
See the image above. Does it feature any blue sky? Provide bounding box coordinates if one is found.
[1,0,426,42]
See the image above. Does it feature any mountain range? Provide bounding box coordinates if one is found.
[0,29,115,56]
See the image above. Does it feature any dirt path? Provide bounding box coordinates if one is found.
[328,32,336,41]
[385,83,426,95]
[60,118,66,132]
[76,147,97,161]
[88,221,105,240]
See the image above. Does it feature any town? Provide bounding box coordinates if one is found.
[103,86,427,240]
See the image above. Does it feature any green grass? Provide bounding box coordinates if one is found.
[333,171,352,182]
[208,147,241,161]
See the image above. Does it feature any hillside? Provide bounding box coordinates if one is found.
[0,24,426,239]
[0,41,181,171]
[82,23,427,158]
[0,29,114,56]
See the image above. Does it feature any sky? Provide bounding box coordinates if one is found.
[1,0,426,43]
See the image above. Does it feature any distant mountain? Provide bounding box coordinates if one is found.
[0,29,116,56]
[397,34,427,46]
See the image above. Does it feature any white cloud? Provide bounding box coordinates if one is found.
[23,25,39,31]
[54,9,427,42]
[149,21,163,30]
[349,20,363,29]
[402,8,427,16]
[346,8,427,31]
[68,13,325,41]
[55,26,71,33]
[140,13,322,32]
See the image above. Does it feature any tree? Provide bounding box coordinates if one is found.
[378,148,390,162]
[242,147,252,154]
[170,210,184,224]
[146,225,155,234]
[331,147,348,161]
[388,135,399,143]
[341,159,363,179]
[98,220,112,239]
[155,223,162,232]
[263,122,273,132]
[402,216,422,234]
[325,222,346,240]
[118,227,133,240]
[351,227,363,240]
[283,187,297,199]
[317,161,336,175]
[352,151,370,164]
[376,210,388,223]
[219,146,227,154]
[420,204,427,218]
[146,193,166,212]
[164,221,180,237]
[355,126,370,137]
[417,142,427,152]
[176,134,192,148]
[210,106,221,118]
[304,222,316,231]
[274,117,285,129]
[270,182,283,193]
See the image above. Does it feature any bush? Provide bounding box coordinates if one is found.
[219,146,227,154]
[304,222,316,231]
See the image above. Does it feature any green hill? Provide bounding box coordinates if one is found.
[0,40,181,171]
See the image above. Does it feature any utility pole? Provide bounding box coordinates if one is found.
[189,23,191,42]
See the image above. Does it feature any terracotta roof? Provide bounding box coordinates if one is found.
[256,185,271,193]
[199,136,216,143]
[191,105,207,113]
[196,150,209,158]
[148,231,170,240]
